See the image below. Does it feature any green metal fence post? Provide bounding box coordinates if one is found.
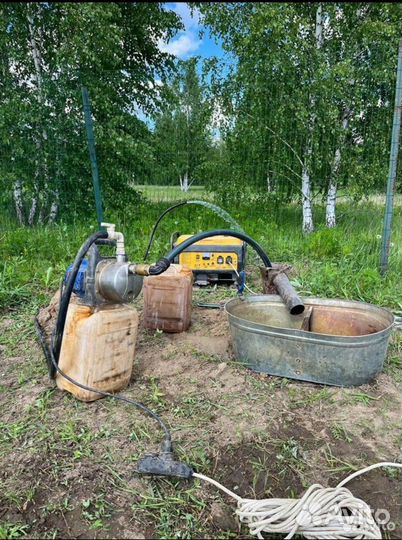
[380,38,402,276]
[81,86,104,227]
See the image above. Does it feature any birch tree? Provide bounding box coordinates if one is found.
[0,3,181,224]
[198,3,328,223]
[300,4,323,234]
[325,111,349,228]
[197,2,401,223]
[153,59,212,190]
[313,3,401,227]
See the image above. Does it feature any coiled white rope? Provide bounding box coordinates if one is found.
[194,462,402,539]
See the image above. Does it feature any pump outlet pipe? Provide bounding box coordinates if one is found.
[133,229,305,315]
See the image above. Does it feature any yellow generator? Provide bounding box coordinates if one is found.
[173,234,246,286]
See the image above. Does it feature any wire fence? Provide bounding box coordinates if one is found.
[0,52,401,233]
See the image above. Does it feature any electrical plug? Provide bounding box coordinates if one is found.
[136,440,193,479]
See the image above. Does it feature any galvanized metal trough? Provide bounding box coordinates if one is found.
[225,295,394,387]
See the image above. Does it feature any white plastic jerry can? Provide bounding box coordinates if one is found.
[57,303,139,402]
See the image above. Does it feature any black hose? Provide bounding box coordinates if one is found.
[160,229,272,270]
[143,200,245,261]
[51,230,108,377]
[34,229,175,463]
[95,239,117,246]
[144,202,187,261]
[35,309,54,378]
[149,257,171,276]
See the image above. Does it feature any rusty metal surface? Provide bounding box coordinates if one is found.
[260,266,305,315]
[225,295,394,387]
[260,264,287,294]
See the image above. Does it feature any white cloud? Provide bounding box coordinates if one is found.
[158,3,202,59]
[158,31,201,58]
[171,3,200,31]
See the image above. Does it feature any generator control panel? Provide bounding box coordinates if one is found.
[173,234,246,286]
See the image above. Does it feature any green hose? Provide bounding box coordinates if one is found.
[186,200,245,234]
[144,200,245,261]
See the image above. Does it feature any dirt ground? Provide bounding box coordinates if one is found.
[0,290,401,539]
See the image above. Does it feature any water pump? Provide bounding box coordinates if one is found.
[36,221,304,478]
[64,222,142,305]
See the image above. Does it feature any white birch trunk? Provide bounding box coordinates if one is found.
[180,171,193,192]
[302,163,314,233]
[315,4,323,48]
[48,189,59,224]
[325,163,338,228]
[182,172,189,192]
[38,207,44,225]
[27,5,52,224]
[28,194,38,226]
[27,9,43,93]
[13,180,26,225]
[267,173,273,193]
[301,4,323,234]
[325,115,349,228]
[302,112,316,234]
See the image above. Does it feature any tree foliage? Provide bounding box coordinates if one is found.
[1,2,400,230]
[196,2,401,227]
[0,2,182,224]
[152,58,213,190]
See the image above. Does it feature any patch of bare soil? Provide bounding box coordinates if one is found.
[0,303,401,539]
[206,425,401,539]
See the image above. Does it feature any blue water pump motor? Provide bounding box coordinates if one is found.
[65,259,89,298]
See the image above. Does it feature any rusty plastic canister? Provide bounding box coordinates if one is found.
[143,264,193,333]
[57,303,139,401]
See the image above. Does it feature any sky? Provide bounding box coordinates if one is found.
[136,3,227,128]
[159,3,224,62]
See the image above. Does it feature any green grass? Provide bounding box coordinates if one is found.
[134,184,209,202]
[134,481,207,539]
[331,423,353,443]
[0,196,400,313]
[0,194,400,539]
[0,523,29,539]
[81,494,112,531]
[323,445,359,475]
[0,220,402,540]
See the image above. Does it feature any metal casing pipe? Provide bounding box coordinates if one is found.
[272,272,305,315]
[260,265,305,315]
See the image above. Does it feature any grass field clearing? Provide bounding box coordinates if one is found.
[0,197,401,538]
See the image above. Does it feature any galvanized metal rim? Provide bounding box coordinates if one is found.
[224,295,395,340]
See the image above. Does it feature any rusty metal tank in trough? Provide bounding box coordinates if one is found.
[225,295,394,387]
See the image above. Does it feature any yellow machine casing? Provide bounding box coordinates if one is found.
[173,234,246,285]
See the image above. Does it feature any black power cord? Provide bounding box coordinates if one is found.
[35,229,193,479]
[35,310,193,478]
[35,315,172,442]
[144,202,187,261]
